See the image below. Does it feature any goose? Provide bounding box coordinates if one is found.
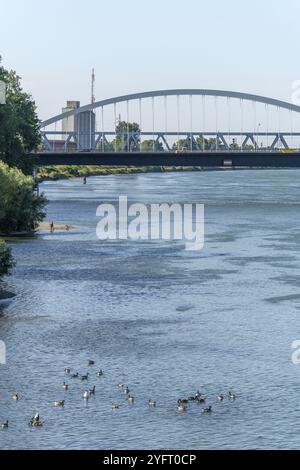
[128,395,134,403]
[80,373,89,381]
[96,370,104,377]
[123,387,130,395]
[229,391,236,400]
[63,382,69,391]
[117,383,124,389]
[71,373,79,379]
[112,403,120,410]
[202,406,212,413]
[64,368,71,374]
[88,360,95,366]
[149,400,156,407]
[89,386,96,395]
[177,404,186,412]
[54,400,65,407]
[11,394,20,401]
[83,391,90,400]
[1,421,8,429]
[217,395,224,402]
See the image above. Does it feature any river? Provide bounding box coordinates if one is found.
[1,169,300,450]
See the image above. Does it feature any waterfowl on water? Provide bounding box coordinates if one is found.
[89,386,96,395]
[112,403,120,410]
[83,391,90,400]
[29,413,43,427]
[217,395,224,402]
[178,398,188,405]
[71,373,79,379]
[229,391,236,400]
[64,368,71,374]
[117,383,124,389]
[177,404,186,412]
[202,406,212,414]
[11,394,20,401]
[128,395,134,403]
[96,370,104,377]
[54,400,65,408]
[63,382,69,390]
[195,396,206,404]
[123,387,130,395]
[1,421,8,429]
[149,400,156,407]
[80,373,89,381]
[88,360,95,366]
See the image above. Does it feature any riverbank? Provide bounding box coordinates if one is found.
[37,165,205,181]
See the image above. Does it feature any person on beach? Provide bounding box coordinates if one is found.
[50,221,54,233]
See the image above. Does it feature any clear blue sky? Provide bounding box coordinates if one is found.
[0,0,299,121]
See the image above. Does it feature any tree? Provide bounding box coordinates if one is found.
[0,240,15,278]
[0,57,41,174]
[115,121,140,152]
[0,161,46,234]
[141,139,164,152]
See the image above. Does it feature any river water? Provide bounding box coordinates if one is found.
[1,169,300,450]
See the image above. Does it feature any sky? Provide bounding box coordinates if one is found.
[0,0,300,123]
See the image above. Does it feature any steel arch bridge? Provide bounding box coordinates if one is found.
[38,89,300,166]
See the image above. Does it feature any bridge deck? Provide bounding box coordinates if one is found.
[35,151,300,168]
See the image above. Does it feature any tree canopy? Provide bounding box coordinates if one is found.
[0,239,15,278]
[0,161,46,234]
[0,57,40,174]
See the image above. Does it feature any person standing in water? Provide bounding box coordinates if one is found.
[83,176,87,185]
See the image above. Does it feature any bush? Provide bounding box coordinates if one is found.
[0,161,47,234]
[0,240,15,278]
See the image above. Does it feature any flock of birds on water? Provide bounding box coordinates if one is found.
[1,359,236,430]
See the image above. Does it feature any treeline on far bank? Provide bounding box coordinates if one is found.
[0,57,47,282]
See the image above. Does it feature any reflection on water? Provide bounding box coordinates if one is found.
[1,170,300,449]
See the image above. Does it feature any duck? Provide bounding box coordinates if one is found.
[54,400,65,407]
[229,391,236,400]
[96,370,104,377]
[1,420,8,429]
[123,387,130,395]
[202,406,212,413]
[63,382,69,391]
[128,395,134,403]
[80,373,89,381]
[89,386,96,395]
[117,383,124,389]
[195,391,202,398]
[88,360,95,366]
[83,391,90,400]
[178,398,188,405]
[71,373,79,379]
[29,413,43,427]
[112,403,120,410]
[149,400,156,407]
[177,403,186,412]
[64,368,71,374]
[217,395,224,402]
[195,396,206,404]
[11,394,20,401]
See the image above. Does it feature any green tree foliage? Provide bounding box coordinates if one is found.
[0,57,40,174]
[115,121,140,152]
[141,139,164,152]
[0,161,46,234]
[0,239,15,278]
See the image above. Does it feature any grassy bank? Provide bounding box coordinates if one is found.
[37,165,205,181]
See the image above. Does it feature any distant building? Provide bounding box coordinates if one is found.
[62,100,80,134]
[61,100,95,150]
